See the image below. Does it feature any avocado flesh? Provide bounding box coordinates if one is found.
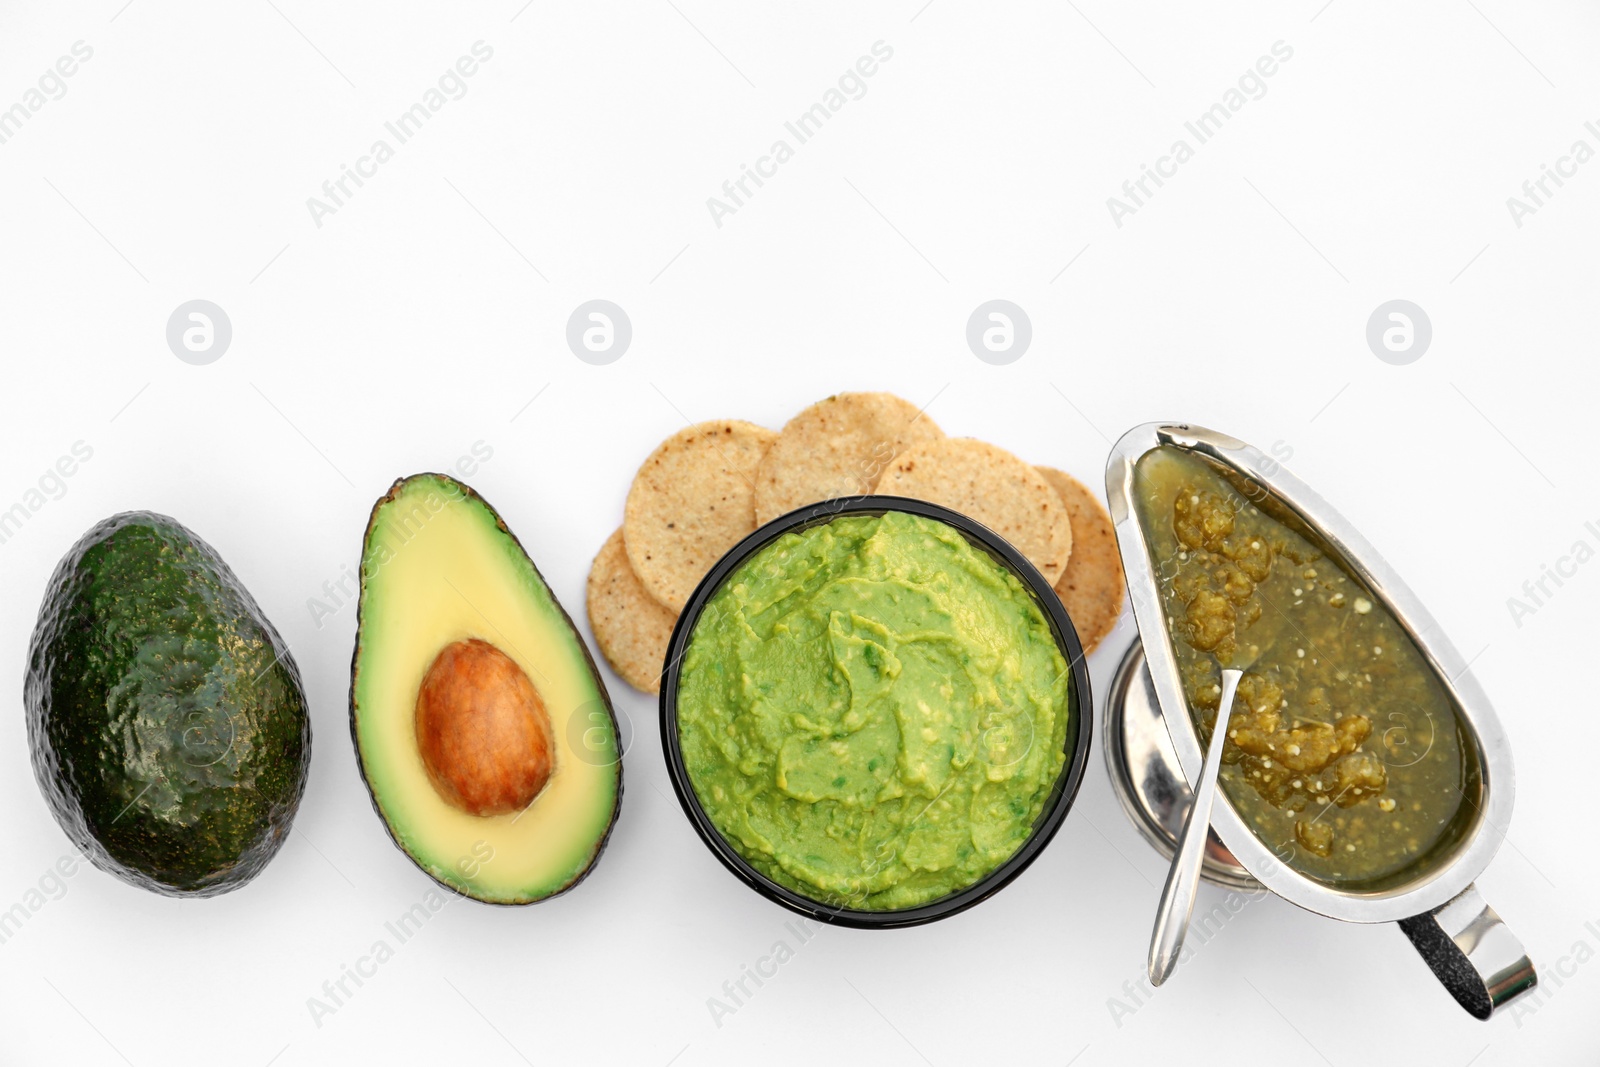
[351,474,622,904]
[25,513,312,896]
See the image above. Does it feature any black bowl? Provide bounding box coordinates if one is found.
[659,495,1094,929]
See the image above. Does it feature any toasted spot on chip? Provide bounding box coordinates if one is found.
[587,528,678,694]
[754,392,944,525]
[1036,466,1126,655]
[875,438,1073,584]
[624,419,777,612]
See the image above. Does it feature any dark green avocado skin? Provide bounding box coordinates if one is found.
[25,512,311,896]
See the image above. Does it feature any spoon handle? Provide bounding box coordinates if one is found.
[1147,667,1244,986]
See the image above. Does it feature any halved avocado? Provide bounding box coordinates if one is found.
[350,474,622,904]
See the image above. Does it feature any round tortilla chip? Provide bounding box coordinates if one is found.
[624,419,778,612]
[754,392,944,524]
[875,438,1074,585]
[587,528,678,694]
[1037,466,1126,655]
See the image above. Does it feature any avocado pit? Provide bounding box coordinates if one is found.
[415,638,554,816]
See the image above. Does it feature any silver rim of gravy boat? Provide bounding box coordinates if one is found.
[1104,422,1517,926]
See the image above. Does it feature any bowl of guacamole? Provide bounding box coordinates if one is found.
[660,496,1093,927]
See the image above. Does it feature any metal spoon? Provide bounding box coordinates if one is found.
[1146,667,1244,986]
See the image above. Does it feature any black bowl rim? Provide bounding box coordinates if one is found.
[658,494,1095,929]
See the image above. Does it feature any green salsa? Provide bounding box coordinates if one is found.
[1134,448,1476,887]
[675,511,1072,910]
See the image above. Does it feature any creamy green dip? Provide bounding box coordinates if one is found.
[675,511,1072,911]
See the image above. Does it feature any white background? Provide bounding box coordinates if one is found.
[1,1,1597,1063]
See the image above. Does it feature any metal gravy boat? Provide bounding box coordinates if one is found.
[1104,422,1536,1019]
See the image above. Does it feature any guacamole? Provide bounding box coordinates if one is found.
[1133,448,1476,887]
[675,511,1072,911]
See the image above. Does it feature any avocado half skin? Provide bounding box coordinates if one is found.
[348,474,624,905]
[25,512,312,897]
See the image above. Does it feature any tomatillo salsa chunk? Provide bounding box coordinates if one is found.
[675,511,1071,911]
[1133,448,1476,887]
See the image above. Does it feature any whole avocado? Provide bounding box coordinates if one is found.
[25,512,312,896]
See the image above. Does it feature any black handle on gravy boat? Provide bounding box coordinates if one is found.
[1398,883,1538,1019]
